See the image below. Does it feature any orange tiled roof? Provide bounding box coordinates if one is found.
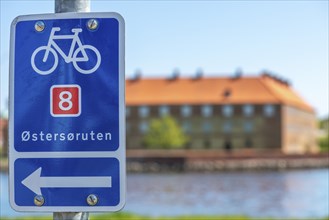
[126,74,314,113]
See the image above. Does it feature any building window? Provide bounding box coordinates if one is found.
[159,105,170,117]
[222,105,233,117]
[243,121,253,133]
[202,121,212,133]
[201,105,213,117]
[182,121,191,133]
[126,107,130,117]
[139,106,149,118]
[263,104,275,117]
[243,104,254,117]
[139,121,148,134]
[223,121,232,133]
[181,105,192,117]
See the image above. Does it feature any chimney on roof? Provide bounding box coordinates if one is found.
[131,69,142,81]
[273,74,281,81]
[232,68,242,79]
[282,79,291,86]
[193,68,204,80]
[261,70,271,78]
[261,71,291,86]
[169,68,180,80]
[273,74,292,86]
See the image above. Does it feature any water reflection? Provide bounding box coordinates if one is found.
[125,169,329,218]
[1,169,328,218]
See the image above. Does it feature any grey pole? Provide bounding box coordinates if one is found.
[55,0,90,13]
[53,0,90,219]
[53,212,89,220]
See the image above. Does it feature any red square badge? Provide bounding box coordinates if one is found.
[51,85,81,117]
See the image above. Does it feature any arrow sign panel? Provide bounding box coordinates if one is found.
[22,167,112,195]
[13,157,121,210]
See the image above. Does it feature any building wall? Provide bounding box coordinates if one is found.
[126,104,282,150]
[281,105,318,154]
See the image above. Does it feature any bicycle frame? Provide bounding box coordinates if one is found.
[43,27,88,63]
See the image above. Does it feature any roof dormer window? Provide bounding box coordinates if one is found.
[223,88,231,98]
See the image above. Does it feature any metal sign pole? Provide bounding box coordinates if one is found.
[53,212,89,220]
[53,1,90,219]
[55,0,90,13]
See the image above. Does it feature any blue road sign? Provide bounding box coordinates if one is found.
[9,13,125,212]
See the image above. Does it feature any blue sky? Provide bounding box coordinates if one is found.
[1,0,328,117]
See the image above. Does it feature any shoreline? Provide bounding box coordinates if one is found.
[127,149,329,172]
[127,156,329,172]
[1,150,328,173]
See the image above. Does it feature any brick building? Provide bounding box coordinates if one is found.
[125,72,318,154]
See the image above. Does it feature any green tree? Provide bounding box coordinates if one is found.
[318,136,329,152]
[143,116,188,149]
[318,116,329,152]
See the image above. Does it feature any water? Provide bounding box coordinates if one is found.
[1,169,328,218]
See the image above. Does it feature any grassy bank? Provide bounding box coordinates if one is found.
[0,155,8,172]
[1,213,329,220]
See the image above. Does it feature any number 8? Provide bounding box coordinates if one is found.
[59,91,73,111]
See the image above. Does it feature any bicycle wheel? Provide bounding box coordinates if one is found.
[31,46,58,75]
[72,45,101,74]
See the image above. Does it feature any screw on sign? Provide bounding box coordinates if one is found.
[34,195,45,207]
[86,194,98,206]
[34,21,45,32]
[87,19,99,30]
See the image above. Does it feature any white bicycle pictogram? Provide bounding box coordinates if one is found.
[31,27,101,75]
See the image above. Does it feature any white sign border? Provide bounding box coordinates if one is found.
[9,12,126,212]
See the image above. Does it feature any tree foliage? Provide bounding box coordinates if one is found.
[318,116,329,152]
[318,116,329,130]
[143,116,188,149]
[318,136,329,152]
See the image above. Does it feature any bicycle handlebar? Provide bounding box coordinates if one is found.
[52,27,61,31]
[71,28,83,33]
[51,27,82,34]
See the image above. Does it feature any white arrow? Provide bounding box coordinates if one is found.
[21,167,112,195]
